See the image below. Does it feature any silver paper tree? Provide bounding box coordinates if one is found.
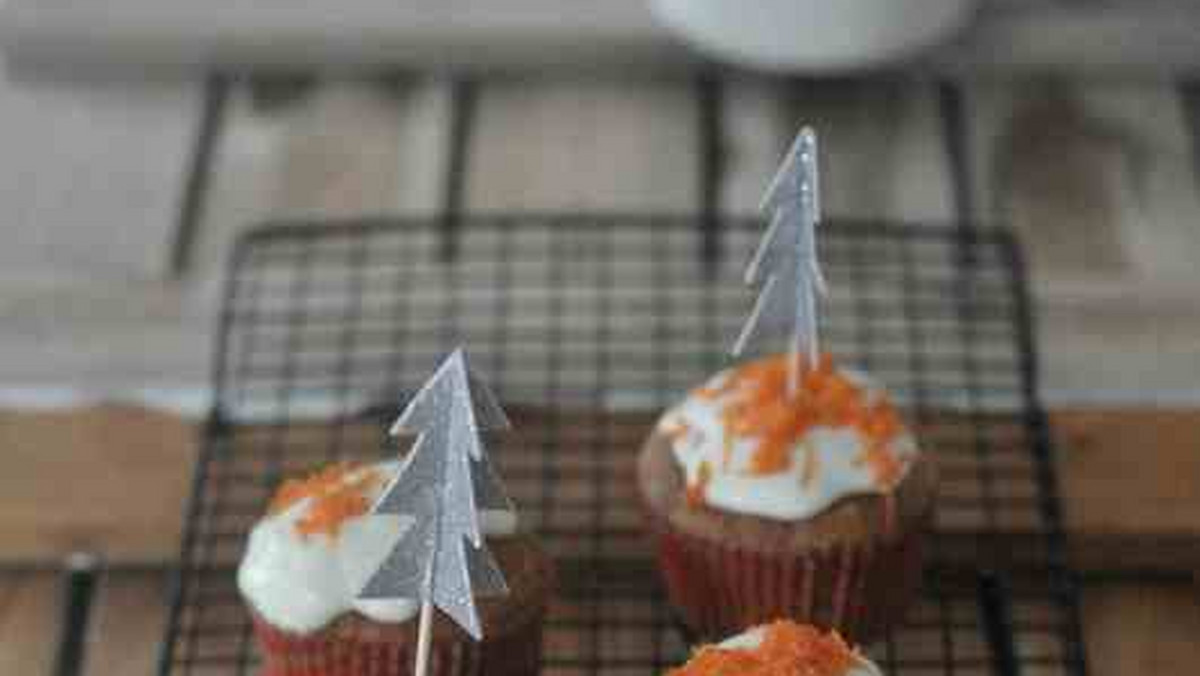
[732,127,827,393]
[358,348,513,641]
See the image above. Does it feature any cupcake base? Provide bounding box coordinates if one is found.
[246,534,552,676]
[639,430,937,644]
[648,504,929,643]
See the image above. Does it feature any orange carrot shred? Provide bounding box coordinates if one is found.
[694,353,906,489]
[667,620,859,676]
[267,462,383,539]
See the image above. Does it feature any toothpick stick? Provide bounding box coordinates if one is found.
[414,600,434,676]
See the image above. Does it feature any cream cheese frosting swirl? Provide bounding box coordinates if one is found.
[657,354,918,521]
[669,621,884,676]
[237,460,518,634]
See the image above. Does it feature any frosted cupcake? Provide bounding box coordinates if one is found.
[638,354,935,642]
[238,461,552,676]
[667,620,883,675]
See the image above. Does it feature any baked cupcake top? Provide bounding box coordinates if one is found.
[656,354,918,521]
[237,460,519,634]
[669,620,883,676]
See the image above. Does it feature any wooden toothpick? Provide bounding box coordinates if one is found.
[414,600,434,676]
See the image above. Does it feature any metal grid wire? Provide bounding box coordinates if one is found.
[158,215,1087,676]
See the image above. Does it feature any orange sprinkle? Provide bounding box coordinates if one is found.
[669,649,763,676]
[704,353,905,483]
[268,462,382,539]
[668,621,859,676]
[686,461,714,509]
[268,463,354,514]
[860,401,901,443]
[853,400,906,488]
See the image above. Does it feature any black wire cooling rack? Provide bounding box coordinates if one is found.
[157,215,1088,676]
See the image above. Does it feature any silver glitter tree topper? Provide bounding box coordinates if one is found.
[732,127,827,393]
[358,348,513,648]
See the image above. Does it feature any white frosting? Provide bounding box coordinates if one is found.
[717,625,884,676]
[237,460,519,634]
[659,365,918,521]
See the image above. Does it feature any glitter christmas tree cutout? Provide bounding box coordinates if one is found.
[732,127,827,395]
[358,348,514,675]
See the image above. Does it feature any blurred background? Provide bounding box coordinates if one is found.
[1,1,1199,674]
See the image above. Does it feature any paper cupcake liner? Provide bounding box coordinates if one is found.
[249,608,544,676]
[650,512,927,644]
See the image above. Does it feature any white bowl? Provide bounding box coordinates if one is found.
[650,0,980,72]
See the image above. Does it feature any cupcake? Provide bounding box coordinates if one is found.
[667,620,883,675]
[638,353,935,642]
[237,461,552,676]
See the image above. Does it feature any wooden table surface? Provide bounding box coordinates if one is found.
[3,71,1199,674]
[1,404,1198,674]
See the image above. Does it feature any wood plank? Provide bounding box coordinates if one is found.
[0,573,59,675]
[967,78,1200,304]
[1053,409,1200,572]
[83,571,171,676]
[0,404,1197,573]
[723,76,955,222]
[167,77,450,276]
[781,79,954,224]
[0,66,198,282]
[467,78,698,212]
[0,78,453,394]
[1082,583,1200,676]
[193,77,451,267]
[0,405,195,564]
[0,406,1192,673]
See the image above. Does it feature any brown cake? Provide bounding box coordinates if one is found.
[638,354,935,643]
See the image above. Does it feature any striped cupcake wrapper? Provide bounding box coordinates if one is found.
[651,513,928,644]
[249,608,544,676]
